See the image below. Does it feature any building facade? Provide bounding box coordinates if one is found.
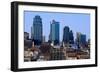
[24,32,29,40]
[76,32,86,48]
[80,34,86,45]
[31,15,43,45]
[42,36,46,43]
[50,20,60,45]
[50,48,66,60]
[63,26,74,44]
[63,26,70,44]
[69,30,74,44]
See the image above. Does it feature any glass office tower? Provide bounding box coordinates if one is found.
[32,15,43,45]
[50,20,59,45]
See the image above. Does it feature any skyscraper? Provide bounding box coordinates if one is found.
[42,36,46,43]
[31,26,33,39]
[24,32,29,40]
[80,34,86,45]
[50,20,59,45]
[31,15,43,45]
[63,26,74,44]
[76,32,86,47]
[69,30,74,44]
[63,26,70,44]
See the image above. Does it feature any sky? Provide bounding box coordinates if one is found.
[24,11,90,42]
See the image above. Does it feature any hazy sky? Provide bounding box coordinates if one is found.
[24,11,90,42]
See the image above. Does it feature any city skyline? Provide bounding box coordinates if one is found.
[24,11,90,42]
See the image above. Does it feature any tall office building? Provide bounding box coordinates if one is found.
[76,32,86,47]
[24,32,29,40]
[63,26,74,44]
[42,36,46,43]
[31,15,43,45]
[69,30,74,44]
[76,32,81,43]
[31,26,33,39]
[80,34,86,45]
[50,20,60,45]
[24,32,32,49]
[63,26,70,44]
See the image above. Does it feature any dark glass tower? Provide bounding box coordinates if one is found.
[69,30,74,44]
[63,26,70,44]
[76,32,86,48]
[32,15,43,45]
[80,34,86,45]
[63,26,74,44]
[50,20,59,45]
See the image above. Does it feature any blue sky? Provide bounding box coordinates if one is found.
[24,11,90,42]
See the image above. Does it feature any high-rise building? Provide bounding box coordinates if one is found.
[63,26,70,44]
[76,32,81,43]
[31,26,33,39]
[24,32,29,40]
[42,36,46,43]
[76,32,86,47]
[69,30,74,44]
[76,32,81,48]
[31,15,43,45]
[80,34,86,45]
[63,26,74,44]
[50,20,60,45]
[24,32,32,49]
